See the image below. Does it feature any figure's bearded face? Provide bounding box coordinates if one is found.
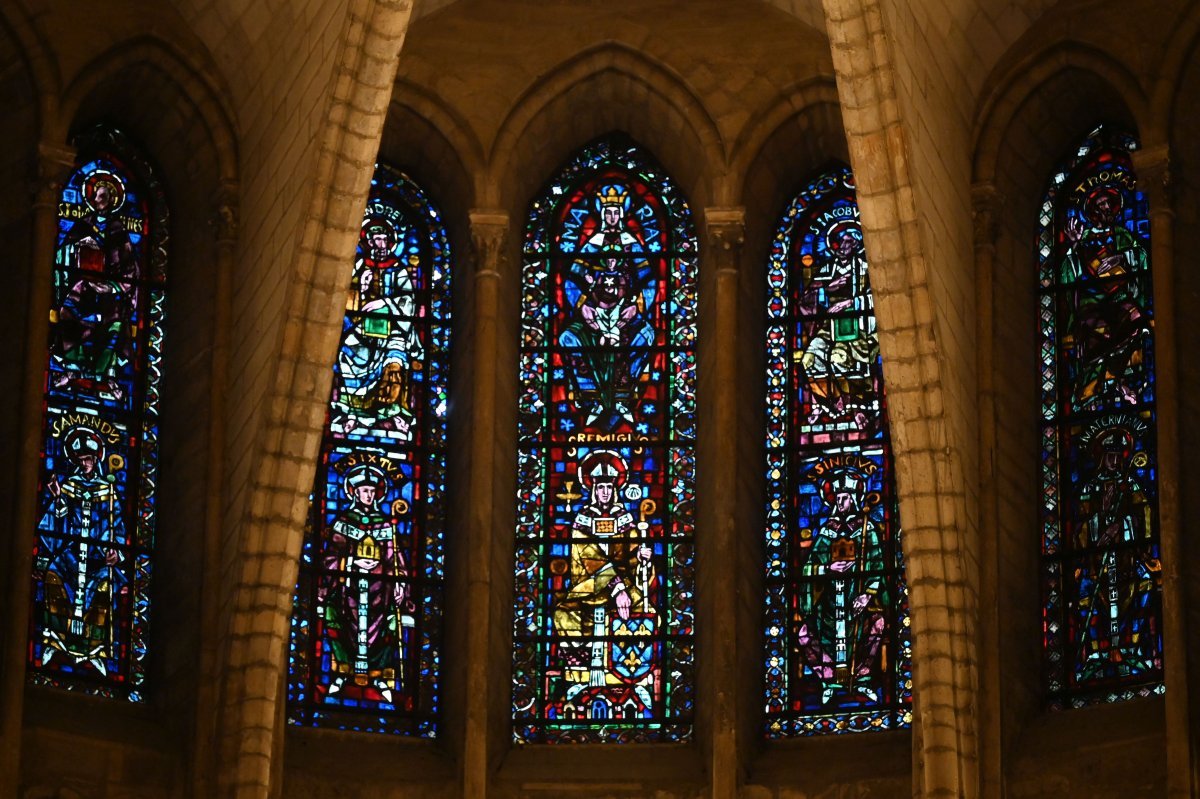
[835,232,859,263]
[93,184,113,213]
[1088,194,1120,228]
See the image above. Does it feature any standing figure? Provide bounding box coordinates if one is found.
[559,185,656,425]
[797,222,878,430]
[53,170,140,395]
[35,426,127,673]
[1075,421,1158,681]
[1061,187,1150,409]
[552,451,656,714]
[319,462,409,704]
[334,221,424,438]
[795,464,887,705]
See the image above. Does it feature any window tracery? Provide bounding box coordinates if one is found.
[28,126,167,701]
[763,164,911,736]
[512,136,697,743]
[1038,126,1164,708]
[288,164,451,735]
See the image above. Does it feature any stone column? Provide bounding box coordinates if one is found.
[703,207,745,799]
[971,182,1003,799]
[0,144,76,796]
[1133,145,1195,799]
[192,184,239,798]
[462,210,509,799]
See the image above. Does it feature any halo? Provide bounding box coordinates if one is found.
[822,218,862,254]
[577,449,628,490]
[361,216,398,250]
[82,170,126,215]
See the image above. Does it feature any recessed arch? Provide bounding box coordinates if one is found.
[56,35,237,184]
[487,42,724,213]
[973,41,1149,185]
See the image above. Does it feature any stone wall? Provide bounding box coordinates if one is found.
[0,0,1197,797]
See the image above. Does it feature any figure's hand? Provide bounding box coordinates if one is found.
[829,559,854,573]
[637,545,652,563]
[620,304,639,322]
[394,583,407,607]
[853,593,871,612]
[1097,254,1126,276]
[1066,215,1085,243]
[614,588,632,620]
[360,270,373,293]
[47,478,60,497]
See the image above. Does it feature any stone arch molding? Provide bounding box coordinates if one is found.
[390,78,486,183]
[0,0,59,131]
[486,41,726,210]
[1158,1,1200,135]
[53,35,238,182]
[727,75,842,202]
[973,40,1151,183]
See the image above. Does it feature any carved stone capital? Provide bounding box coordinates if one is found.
[211,182,241,244]
[703,207,746,270]
[971,181,1002,252]
[1132,144,1172,209]
[32,142,77,206]
[469,209,510,275]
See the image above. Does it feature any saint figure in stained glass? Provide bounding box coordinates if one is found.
[37,421,128,675]
[763,164,910,737]
[1038,126,1163,707]
[319,458,410,703]
[795,459,888,706]
[52,168,141,397]
[558,185,657,425]
[513,135,696,744]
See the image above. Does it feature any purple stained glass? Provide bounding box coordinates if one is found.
[763,164,911,737]
[288,164,450,735]
[513,136,696,744]
[1038,126,1164,708]
[28,127,167,701]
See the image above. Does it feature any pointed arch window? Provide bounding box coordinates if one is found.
[28,127,168,700]
[288,165,451,735]
[1038,126,1164,708]
[512,136,697,744]
[763,164,911,736]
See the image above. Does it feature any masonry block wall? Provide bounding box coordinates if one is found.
[1,0,1198,797]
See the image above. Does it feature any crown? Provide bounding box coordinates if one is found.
[598,185,629,207]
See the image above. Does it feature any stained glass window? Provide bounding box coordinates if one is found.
[512,136,697,744]
[763,164,911,736]
[288,165,450,735]
[27,127,167,700]
[1038,126,1163,708]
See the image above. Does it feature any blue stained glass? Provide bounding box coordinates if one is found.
[763,164,911,737]
[28,127,167,700]
[513,135,697,744]
[288,164,451,736]
[1038,126,1164,708]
